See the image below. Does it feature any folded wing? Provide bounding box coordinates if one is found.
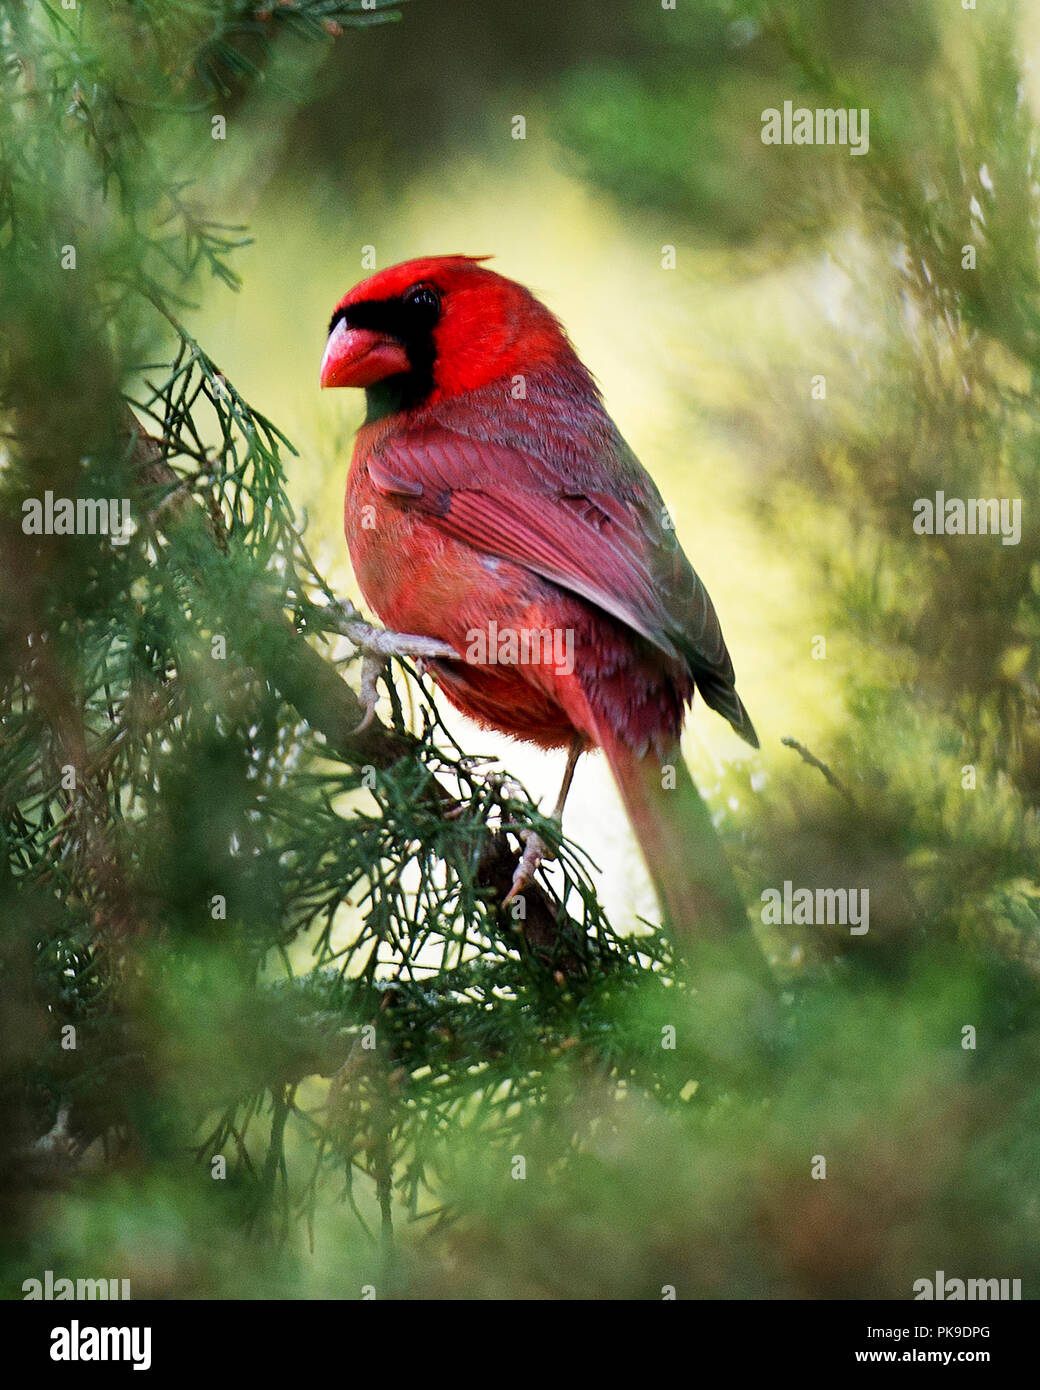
[366,423,758,747]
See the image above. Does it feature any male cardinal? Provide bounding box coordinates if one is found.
[321,255,759,946]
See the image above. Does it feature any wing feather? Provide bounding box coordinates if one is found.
[365,420,758,745]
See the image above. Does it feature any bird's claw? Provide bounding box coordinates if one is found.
[354,652,383,734]
[321,601,459,733]
[503,828,557,904]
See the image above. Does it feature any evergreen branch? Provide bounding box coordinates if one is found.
[781,736,857,808]
[123,417,602,967]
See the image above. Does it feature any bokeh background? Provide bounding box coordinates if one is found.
[196,0,850,924]
[5,0,1040,1301]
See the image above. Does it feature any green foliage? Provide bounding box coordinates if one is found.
[3,0,1040,1300]
[0,0,687,1295]
[555,1,1040,971]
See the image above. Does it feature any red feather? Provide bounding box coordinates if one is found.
[327,256,760,944]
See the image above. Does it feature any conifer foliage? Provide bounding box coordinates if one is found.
[3,0,1040,1300]
[0,0,679,1281]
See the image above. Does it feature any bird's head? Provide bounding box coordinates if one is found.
[320,255,576,416]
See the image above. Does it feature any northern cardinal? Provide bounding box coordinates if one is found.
[321,255,759,947]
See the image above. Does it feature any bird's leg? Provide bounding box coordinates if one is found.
[504,735,585,903]
[324,600,459,733]
[551,735,583,821]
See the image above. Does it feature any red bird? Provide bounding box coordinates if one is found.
[321,255,758,943]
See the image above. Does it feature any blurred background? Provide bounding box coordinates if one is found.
[196,0,853,924]
[5,0,1040,1301]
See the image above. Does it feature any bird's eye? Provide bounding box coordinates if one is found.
[404,284,441,316]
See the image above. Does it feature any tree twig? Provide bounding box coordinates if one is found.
[781,736,857,808]
[125,416,588,967]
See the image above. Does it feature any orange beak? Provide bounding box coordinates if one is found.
[320,319,411,388]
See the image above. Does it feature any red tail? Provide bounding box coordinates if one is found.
[602,735,768,973]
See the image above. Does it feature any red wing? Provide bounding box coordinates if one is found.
[365,423,757,747]
[367,428,682,660]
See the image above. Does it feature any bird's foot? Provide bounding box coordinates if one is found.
[503,827,558,904]
[323,600,459,733]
